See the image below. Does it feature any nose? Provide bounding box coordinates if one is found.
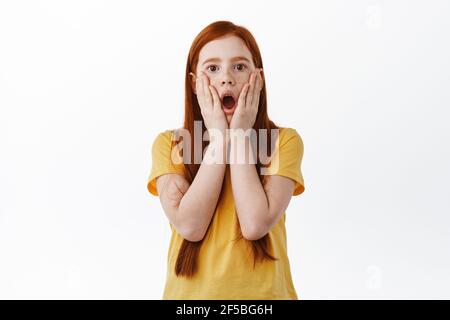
[220,71,235,86]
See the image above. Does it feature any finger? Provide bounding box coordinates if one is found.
[246,71,256,108]
[196,72,205,109]
[258,68,264,92]
[252,68,261,102]
[253,69,262,107]
[251,69,260,105]
[237,83,250,112]
[253,79,261,111]
[253,69,261,98]
[254,94,260,110]
[202,71,213,109]
[208,84,221,110]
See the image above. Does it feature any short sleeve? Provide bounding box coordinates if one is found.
[262,127,305,196]
[146,130,186,196]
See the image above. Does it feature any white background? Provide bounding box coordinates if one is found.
[1,0,449,299]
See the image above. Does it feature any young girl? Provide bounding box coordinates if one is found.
[147,21,305,300]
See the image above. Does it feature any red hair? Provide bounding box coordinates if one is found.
[174,20,280,277]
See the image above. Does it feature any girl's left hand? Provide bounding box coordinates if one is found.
[229,68,263,131]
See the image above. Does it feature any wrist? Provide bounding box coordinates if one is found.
[228,131,258,165]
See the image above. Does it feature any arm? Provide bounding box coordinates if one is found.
[156,138,227,242]
[229,136,295,241]
[156,69,229,242]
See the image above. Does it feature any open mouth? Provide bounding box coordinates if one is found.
[221,92,236,113]
[222,96,235,108]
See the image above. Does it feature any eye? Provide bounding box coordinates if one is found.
[206,65,219,72]
[234,63,247,71]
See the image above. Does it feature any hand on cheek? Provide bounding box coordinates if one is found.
[229,68,263,130]
[192,71,229,133]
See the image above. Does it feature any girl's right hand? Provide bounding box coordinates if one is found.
[192,71,229,134]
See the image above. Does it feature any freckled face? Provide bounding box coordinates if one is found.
[194,35,256,123]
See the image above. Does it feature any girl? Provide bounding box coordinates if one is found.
[147,21,305,299]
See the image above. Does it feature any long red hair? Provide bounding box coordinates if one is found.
[174,20,280,277]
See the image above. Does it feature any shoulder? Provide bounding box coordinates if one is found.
[154,128,175,141]
[278,127,304,148]
[151,128,186,172]
[152,128,182,147]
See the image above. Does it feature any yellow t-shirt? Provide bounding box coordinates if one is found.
[146,127,305,299]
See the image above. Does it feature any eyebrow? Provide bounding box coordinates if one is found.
[201,56,251,65]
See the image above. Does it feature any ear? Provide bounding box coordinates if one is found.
[189,72,197,94]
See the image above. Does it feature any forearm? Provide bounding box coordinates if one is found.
[229,135,269,239]
[177,138,227,240]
